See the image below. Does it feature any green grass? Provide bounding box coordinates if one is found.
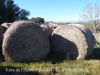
[0,60,100,75]
[0,44,100,75]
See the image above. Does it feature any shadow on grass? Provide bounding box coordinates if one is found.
[43,52,68,64]
[86,48,100,59]
[46,47,100,63]
[0,55,5,62]
[40,46,100,64]
[0,66,42,75]
[0,52,67,64]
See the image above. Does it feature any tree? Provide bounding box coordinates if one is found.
[80,3,100,33]
[0,0,7,24]
[6,0,20,22]
[0,0,30,24]
[19,9,30,20]
[30,17,44,25]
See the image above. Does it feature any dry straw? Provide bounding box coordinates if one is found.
[93,33,100,43]
[0,23,11,56]
[40,24,52,40]
[2,20,50,62]
[1,23,11,35]
[51,24,95,60]
[1,23,11,28]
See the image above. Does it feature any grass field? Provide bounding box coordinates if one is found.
[0,44,100,75]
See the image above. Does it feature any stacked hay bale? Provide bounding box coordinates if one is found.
[51,24,95,60]
[48,24,58,31]
[2,20,50,62]
[1,23,11,28]
[40,24,52,40]
[1,23,11,34]
[0,23,11,56]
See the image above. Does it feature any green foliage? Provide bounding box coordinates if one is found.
[0,60,100,75]
[0,0,7,24]
[30,17,44,25]
[0,0,30,24]
[80,22,100,33]
[19,9,30,20]
[5,0,20,22]
[80,3,100,33]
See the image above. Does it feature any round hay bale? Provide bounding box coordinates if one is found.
[1,23,11,35]
[2,20,50,62]
[48,24,58,31]
[0,23,12,55]
[40,24,52,40]
[1,23,11,28]
[93,33,100,43]
[51,24,95,60]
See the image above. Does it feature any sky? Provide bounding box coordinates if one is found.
[14,0,100,22]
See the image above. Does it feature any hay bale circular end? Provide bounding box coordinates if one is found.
[51,24,95,60]
[2,20,50,62]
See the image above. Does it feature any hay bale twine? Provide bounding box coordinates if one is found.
[40,24,52,40]
[51,24,95,60]
[2,20,50,62]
